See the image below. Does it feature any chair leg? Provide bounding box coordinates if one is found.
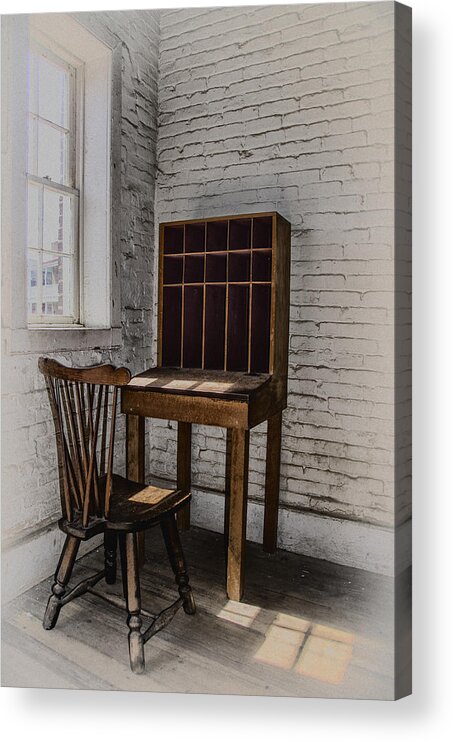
[118,532,127,599]
[123,532,145,674]
[43,535,80,630]
[161,513,196,615]
[104,531,117,585]
[176,422,192,531]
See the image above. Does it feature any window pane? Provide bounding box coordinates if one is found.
[43,189,74,253]
[29,52,39,116]
[38,55,70,128]
[27,115,38,176]
[41,251,75,317]
[27,250,40,315]
[37,120,68,184]
[27,183,41,248]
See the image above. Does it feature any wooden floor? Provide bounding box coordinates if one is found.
[2,526,399,699]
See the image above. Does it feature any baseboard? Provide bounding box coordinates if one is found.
[189,486,411,578]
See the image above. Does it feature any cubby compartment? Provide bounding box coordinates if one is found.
[183,285,204,368]
[163,255,183,285]
[229,218,251,250]
[185,222,205,253]
[163,225,184,254]
[250,284,271,373]
[253,216,272,249]
[206,252,227,283]
[161,286,182,366]
[252,249,272,282]
[228,251,250,283]
[204,284,226,369]
[206,220,228,251]
[184,254,205,284]
[226,284,250,372]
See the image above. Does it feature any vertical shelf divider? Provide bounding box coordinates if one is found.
[248,218,254,373]
[202,222,207,369]
[224,219,230,371]
[180,225,186,368]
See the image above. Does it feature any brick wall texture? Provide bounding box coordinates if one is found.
[151,2,409,531]
[2,4,410,574]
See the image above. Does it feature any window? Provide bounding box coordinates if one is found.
[3,15,119,351]
[26,40,81,324]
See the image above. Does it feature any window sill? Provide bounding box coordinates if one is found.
[4,326,122,355]
[28,324,105,330]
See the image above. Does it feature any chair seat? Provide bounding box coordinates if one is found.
[107,475,190,530]
[60,474,190,538]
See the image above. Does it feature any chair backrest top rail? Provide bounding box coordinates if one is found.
[38,357,131,387]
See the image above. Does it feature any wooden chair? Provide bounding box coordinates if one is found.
[38,357,196,674]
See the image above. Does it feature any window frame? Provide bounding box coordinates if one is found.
[26,34,84,326]
[2,14,123,355]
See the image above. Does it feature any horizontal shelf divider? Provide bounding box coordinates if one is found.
[162,281,272,287]
[163,248,273,257]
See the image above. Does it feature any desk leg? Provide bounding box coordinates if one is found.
[176,422,192,531]
[126,415,146,565]
[226,428,249,601]
[224,429,233,557]
[263,410,282,554]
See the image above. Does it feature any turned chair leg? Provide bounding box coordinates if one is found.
[43,535,80,630]
[123,532,145,674]
[104,531,117,585]
[161,513,196,615]
[118,532,127,600]
[176,422,192,531]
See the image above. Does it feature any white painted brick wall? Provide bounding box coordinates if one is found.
[151,2,405,533]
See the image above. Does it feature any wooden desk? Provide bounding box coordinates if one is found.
[122,367,285,601]
[122,212,291,602]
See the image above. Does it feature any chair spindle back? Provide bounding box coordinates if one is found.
[39,358,131,526]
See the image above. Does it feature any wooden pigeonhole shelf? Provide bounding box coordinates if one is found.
[158,212,290,382]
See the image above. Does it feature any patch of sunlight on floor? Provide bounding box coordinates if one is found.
[294,632,354,684]
[217,600,261,627]
[254,624,303,668]
[254,611,355,685]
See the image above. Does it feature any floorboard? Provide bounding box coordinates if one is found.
[2,526,402,699]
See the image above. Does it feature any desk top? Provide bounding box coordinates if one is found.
[125,367,271,402]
